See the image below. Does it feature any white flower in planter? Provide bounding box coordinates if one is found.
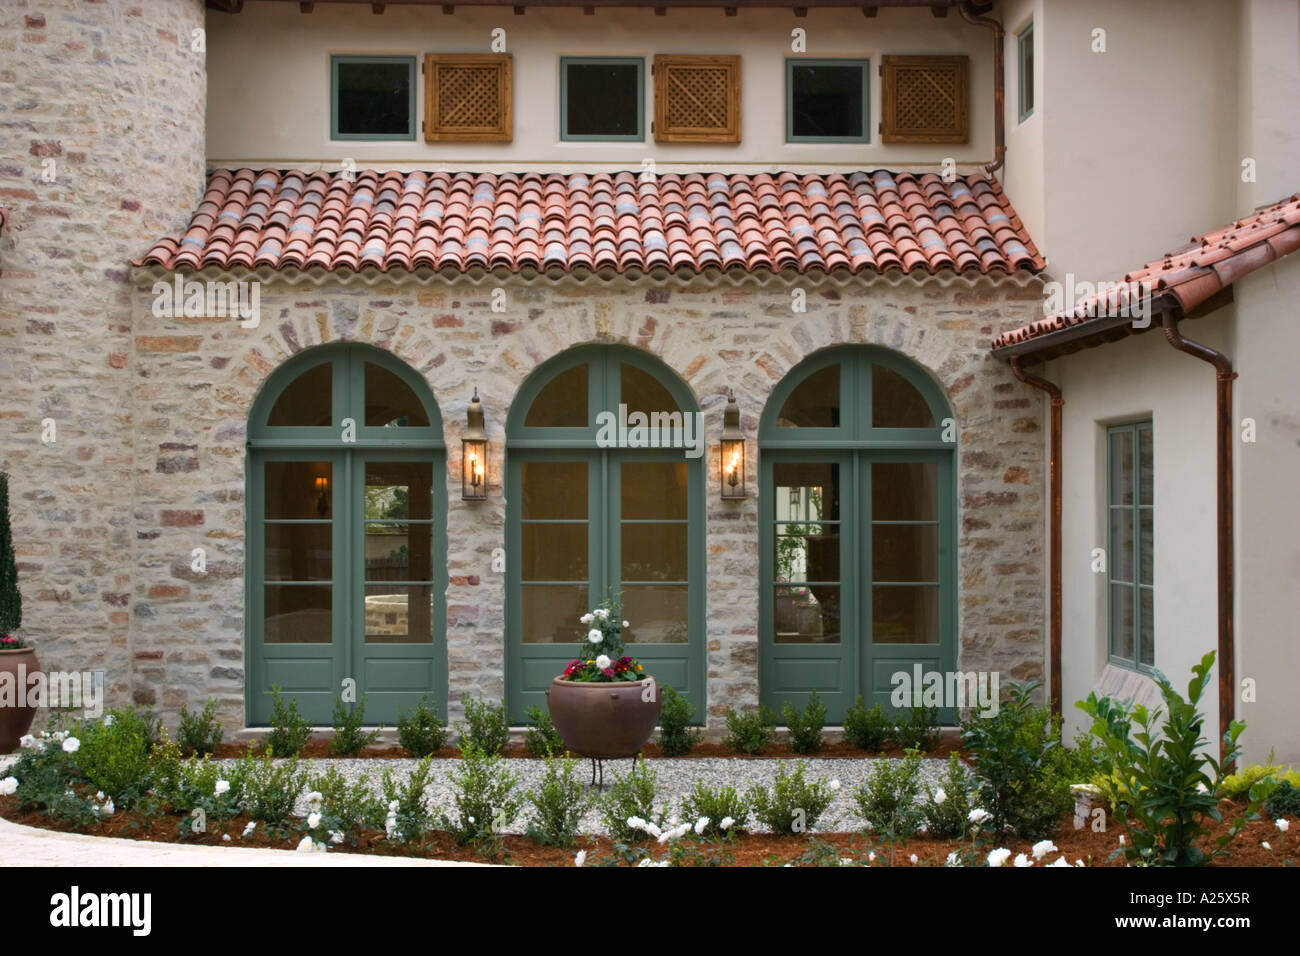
[1013,853,1033,867]
[596,655,612,670]
[307,812,322,829]
[987,848,1011,867]
[587,629,603,644]
[61,737,80,753]
[719,816,734,831]
[215,779,230,796]
[574,850,586,867]
[1032,839,1058,860]
[0,777,18,796]
[1278,819,1290,833]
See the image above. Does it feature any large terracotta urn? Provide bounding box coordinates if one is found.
[0,645,39,754]
[547,676,662,759]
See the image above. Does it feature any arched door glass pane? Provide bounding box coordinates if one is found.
[777,363,839,427]
[365,363,430,427]
[267,363,332,426]
[872,363,935,427]
[525,364,588,426]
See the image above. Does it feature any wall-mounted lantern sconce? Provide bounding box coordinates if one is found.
[314,476,330,517]
[720,388,746,499]
[462,387,488,501]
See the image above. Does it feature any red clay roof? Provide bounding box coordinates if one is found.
[993,193,1300,354]
[136,168,1043,278]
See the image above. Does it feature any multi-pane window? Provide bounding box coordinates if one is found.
[330,55,417,140]
[786,59,870,142]
[1107,421,1153,669]
[1017,23,1034,122]
[560,57,645,141]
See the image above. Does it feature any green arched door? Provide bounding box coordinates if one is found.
[505,346,706,723]
[759,347,957,724]
[245,343,447,725]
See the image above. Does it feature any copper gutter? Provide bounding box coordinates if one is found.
[959,1,1005,175]
[1161,312,1236,765]
[1010,356,1062,720]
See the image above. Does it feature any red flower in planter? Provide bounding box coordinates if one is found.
[602,667,616,678]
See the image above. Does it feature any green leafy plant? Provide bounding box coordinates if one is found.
[72,709,154,805]
[525,754,587,847]
[782,691,826,754]
[329,693,382,756]
[440,746,522,851]
[1079,650,1270,866]
[723,705,776,755]
[1219,760,1300,799]
[239,753,307,827]
[843,696,892,752]
[382,755,437,845]
[961,680,1066,839]
[265,686,313,757]
[560,597,646,683]
[893,704,941,752]
[396,696,447,757]
[177,699,224,758]
[456,697,509,756]
[599,760,664,843]
[747,760,835,835]
[657,686,702,757]
[306,765,385,847]
[680,780,751,838]
[921,752,976,839]
[1265,782,1300,820]
[853,750,925,864]
[0,471,23,646]
[523,705,565,758]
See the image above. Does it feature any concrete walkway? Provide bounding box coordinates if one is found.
[0,817,481,866]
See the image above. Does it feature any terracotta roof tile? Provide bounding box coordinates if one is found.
[993,194,1300,352]
[137,168,1044,278]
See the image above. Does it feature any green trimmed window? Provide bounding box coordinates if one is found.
[1107,421,1153,670]
[1017,23,1034,123]
[330,55,417,141]
[246,343,446,725]
[786,58,870,143]
[560,57,645,141]
[759,347,956,724]
[505,346,703,721]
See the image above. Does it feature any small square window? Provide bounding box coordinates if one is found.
[561,57,645,141]
[331,55,417,141]
[1017,24,1035,122]
[787,59,869,143]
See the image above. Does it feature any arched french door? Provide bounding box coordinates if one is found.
[505,346,705,723]
[245,343,447,725]
[759,347,957,724]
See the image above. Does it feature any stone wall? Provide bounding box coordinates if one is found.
[0,1,206,712]
[126,268,1048,731]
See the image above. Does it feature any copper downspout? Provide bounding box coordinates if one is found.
[1161,312,1236,765]
[1010,356,1063,720]
[959,1,1006,175]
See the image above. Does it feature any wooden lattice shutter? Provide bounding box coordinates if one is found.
[652,54,741,144]
[424,53,513,143]
[880,55,969,144]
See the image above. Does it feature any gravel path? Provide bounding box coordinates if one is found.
[216,755,951,835]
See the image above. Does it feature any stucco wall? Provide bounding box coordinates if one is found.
[126,269,1047,730]
[0,0,207,711]
[205,1,998,172]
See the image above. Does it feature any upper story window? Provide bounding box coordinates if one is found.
[560,57,645,141]
[330,55,417,141]
[786,58,870,143]
[1107,420,1153,671]
[1017,23,1034,123]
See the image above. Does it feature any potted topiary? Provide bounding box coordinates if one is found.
[0,471,37,754]
[546,597,661,767]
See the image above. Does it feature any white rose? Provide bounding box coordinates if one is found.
[622,620,630,628]
[987,848,1011,867]
[19,734,35,749]
[596,655,612,670]
[222,833,231,842]
[574,850,587,867]
[719,816,734,831]
[1278,819,1291,833]
[296,836,315,852]
[580,613,594,625]
[1032,839,1058,860]
[933,787,947,805]
[694,817,709,835]
[593,608,608,620]
[215,779,231,796]
[1013,853,1033,867]
[307,812,322,829]
[61,737,80,753]
[102,714,114,728]
[242,821,256,836]
[909,854,918,864]
[101,799,114,816]
[0,777,17,796]
[587,629,603,644]
[330,831,344,844]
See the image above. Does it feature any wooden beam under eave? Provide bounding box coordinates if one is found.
[862,5,878,15]
[930,4,948,15]
[299,0,314,10]
[793,5,808,14]
[372,1,385,10]
[514,3,525,11]
[725,5,737,12]
[654,6,665,14]
[442,4,454,12]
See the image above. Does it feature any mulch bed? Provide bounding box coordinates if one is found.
[0,794,1284,867]
[209,733,966,761]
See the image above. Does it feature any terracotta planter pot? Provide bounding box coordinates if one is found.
[546,676,662,759]
[0,646,40,755]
